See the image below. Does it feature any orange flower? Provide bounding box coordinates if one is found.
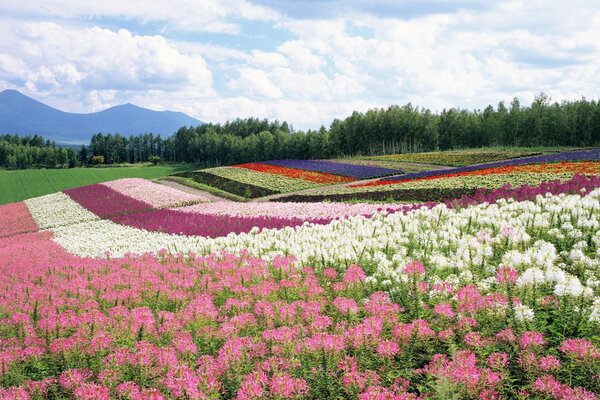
[234,163,357,184]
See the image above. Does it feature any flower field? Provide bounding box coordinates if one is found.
[174,168,320,199]
[2,151,600,399]
[234,163,356,184]
[262,159,402,179]
[367,149,549,167]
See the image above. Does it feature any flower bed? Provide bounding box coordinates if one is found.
[381,148,600,182]
[370,149,544,166]
[2,187,600,397]
[263,159,401,178]
[234,162,356,184]
[205,166,322,192]
[275,174,600,204]
[102,178,208,207]
[64,184,154,218]
[178,201,415,220]
[357,161,600,188]
[111,209,331,238]
[0,202,38,237]
[174,170,279,199]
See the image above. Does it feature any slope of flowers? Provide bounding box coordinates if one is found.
[175,170,278,199]
[64,184,154,217]
[354,161,600,188]
[263,159,401,179]
[234,163,356,184]
[102,178,208,207]
[370,149,544,166]
[1,197,600,398]
[382,148,600,182]
[0,202,38,237]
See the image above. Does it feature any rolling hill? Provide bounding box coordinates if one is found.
[0,89,203,144]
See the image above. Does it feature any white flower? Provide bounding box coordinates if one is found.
[514,304,535,322]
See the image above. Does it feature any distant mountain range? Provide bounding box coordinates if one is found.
[0,89,203,144]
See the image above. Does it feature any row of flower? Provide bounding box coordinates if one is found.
[102,178,208,208]
[175,169,317,199]
[327,158,443,173]
[1,189,600,398]
[355,161,600,188]
[381,148,600,182]
[23,190,425,245]
[368,149,546,166]
[262,159,403,179]
[276,173,600,204]
[234,163,356,184]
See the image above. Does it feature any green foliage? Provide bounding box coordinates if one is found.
[148,155,162,165]
[0,134,78,169]
[0,164,195,205]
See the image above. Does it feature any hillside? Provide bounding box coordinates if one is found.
[0,89,203,144]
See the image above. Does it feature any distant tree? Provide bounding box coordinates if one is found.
[79,145,89,165]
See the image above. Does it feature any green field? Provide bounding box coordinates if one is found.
[0,165,194,205]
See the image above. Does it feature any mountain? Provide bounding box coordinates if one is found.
[0,90,203,144]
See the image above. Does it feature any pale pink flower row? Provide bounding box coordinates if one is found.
[178,201,411,220]
[102,178,208,208]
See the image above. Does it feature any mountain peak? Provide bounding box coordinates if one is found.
[0,90,204,144]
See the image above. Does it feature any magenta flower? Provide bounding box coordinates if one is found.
[405,260,426,276]
[520,331,546,349]
[560,338,600,360]
[496,266,518,284]
[376,340,400,358]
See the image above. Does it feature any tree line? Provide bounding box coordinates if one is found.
[3,94,600,169]
[0,134,77,169]
[83,94,598,166]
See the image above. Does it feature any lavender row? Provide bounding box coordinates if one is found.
[111,209,333,237]
[384,148,600,181]
[64,184,153,217]
[263,159,402,178]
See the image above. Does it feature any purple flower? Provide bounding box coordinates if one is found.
[263,159,402,178]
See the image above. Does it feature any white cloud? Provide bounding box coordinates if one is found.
[0,0,279,34]
[0,21,214,111]
[2,0,600,131]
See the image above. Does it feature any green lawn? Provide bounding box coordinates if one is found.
[0,164,195,205]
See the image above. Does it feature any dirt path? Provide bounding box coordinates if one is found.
[157,179,233,203]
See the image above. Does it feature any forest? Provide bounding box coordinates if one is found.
[0,134,77,169]
[2,94,600,169]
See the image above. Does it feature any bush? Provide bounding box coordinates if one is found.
[149,156,162,165]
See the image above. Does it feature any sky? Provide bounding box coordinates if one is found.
[0,0,599,130]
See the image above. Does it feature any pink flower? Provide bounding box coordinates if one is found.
[376,340,400,358]
[333,297,360,314]
[560,338,600,359]
[495,328,516,343]
[269,374,308,399]
[433,303,455,318]
[496,266,518,284]
[487,352,509,370]
[343,265,366,284]
[520,331,545,349]
[539,355,560,371]
[405,260,425,276]
[323,268,338,280]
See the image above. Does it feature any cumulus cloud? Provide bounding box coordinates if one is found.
[1,0,600,130]
[0,21,214,111]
